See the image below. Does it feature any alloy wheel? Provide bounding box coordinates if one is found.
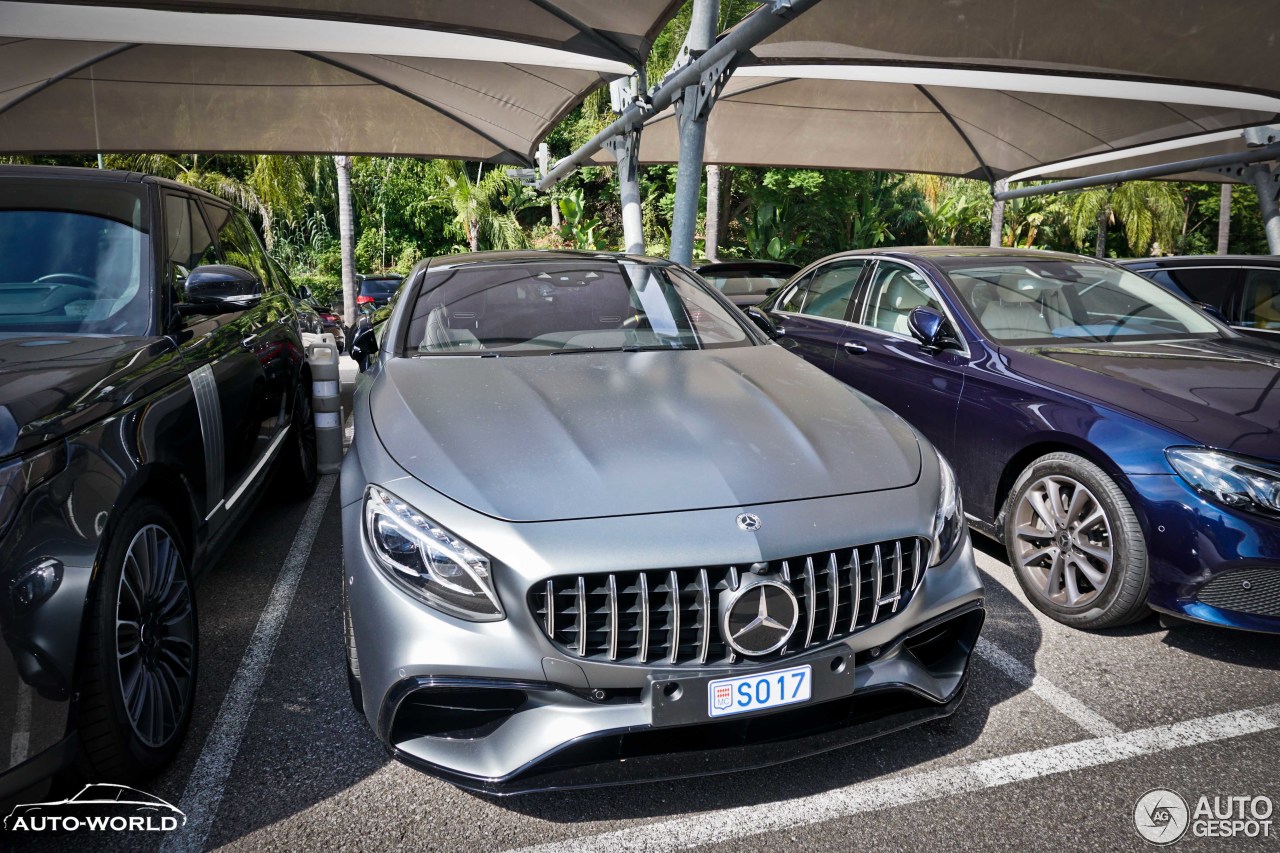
[1011,475,1114,609]
[115,524,195,748]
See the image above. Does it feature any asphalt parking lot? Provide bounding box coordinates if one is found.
[11,424,1279,853]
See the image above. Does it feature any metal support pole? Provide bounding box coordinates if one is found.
[606,129,645,255]
[536,142,560,231]
[706,164,722,261]
[536,0,822,193]
[670,0,720,266]
[989,178,1007,247]
[1246,164,1280,254]
[996,142,1280,201]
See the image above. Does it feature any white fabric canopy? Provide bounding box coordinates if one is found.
[0,1,681,162]
[615,0,1280,182]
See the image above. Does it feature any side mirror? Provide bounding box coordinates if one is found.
[297,285,312,300]
[349,318,379,372]
[177,265,263,314]
[1193,301,1229,323]
[746,306,784,339]
[907,306,959,351]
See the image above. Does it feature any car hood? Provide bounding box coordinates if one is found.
[1003,337,1280,460]
[371,345,922,522]
[0,335,180,460]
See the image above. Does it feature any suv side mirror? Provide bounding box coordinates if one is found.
[297,285,312,300]
[349,318,379,372]
[178,264,263,314]
[908,306,960,351]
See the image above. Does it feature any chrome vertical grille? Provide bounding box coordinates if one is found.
[531,536,929,667]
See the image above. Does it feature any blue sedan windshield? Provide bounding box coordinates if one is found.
[943,259,1221,345]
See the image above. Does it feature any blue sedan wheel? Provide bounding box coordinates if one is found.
[1004,453,1150,629]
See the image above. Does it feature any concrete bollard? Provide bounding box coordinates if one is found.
[306,334,343,474]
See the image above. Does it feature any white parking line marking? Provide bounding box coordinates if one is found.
[974,638,1122,736]
[510,703,1280,853]
[161,474,337,853]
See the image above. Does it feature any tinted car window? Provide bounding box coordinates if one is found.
[1241,268,1280,329]
[1148,267,1235,309]
[860,262,941,334]
[702,271,790,297]
[164,193,218,303]
[208,204,272,288]
[360,277,402,299]
[404,261,752,355]
[797,262,865,320]
[944,259,1219,344]
[0,181,150,334]
[774,273,812,313]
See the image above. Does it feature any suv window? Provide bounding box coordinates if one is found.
[163,192,218,302]
[1241,268,1280,329]
[1145,267,1235,311]
[207,204,273,290]
[859,262,943,336]
[0,181,151,334]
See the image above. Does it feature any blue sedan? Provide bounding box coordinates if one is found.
[750,247,1280,633]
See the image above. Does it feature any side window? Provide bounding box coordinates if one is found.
[774,272,812,314]
[163,193,218,301]
[208,204,273,289]
[1241,268,1280,329]
[797,261,865,321]
[859,262,944,336]
[1157,267,1235,311]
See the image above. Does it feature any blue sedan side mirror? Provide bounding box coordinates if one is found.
[908,306,947,349]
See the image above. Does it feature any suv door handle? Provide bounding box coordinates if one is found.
[842,340,868,354]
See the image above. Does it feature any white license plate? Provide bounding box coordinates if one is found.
[707,664,812,718]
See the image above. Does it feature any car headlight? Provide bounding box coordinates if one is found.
[363,485,504,621]
[930,449,965,566]
[1167,447,1280,517]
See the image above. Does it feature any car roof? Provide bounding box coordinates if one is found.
[1118,255,1280,268]
[0,163,227,205]
[423,250,681,273]
[697,260,800,274]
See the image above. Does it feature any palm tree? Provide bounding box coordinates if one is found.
[334,155,358,326]
[1068,181,1185,257]
[432,161,527,252]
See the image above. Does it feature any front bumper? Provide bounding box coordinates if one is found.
[341,442,986,790]
[1129,473,1280,633]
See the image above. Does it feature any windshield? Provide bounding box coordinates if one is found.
[942,258,1221,345]
[702,270,791,297]
[0,182,150,335]
[404,260,753,355]
[360,277,402,298]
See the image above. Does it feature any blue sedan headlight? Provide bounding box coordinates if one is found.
[1167,447,1280,517]
[930,450,965,566]
[363,485,504,621]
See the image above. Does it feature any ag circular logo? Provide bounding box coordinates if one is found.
[736,513,762,532]
[1135,789,1190,845]
[721,579,798,656]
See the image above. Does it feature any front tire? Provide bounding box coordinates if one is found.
[1002,452,1150,629]
[342,581,363,715]
[76,503,197,783]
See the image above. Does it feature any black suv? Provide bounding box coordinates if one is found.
[1121,255,1280,342]
[0,166,318,800]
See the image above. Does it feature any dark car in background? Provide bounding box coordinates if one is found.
[0,165,318,802]
[357,273,404,311]
[751,247,1280,634]
[310,303,347,352]
[340,250,983,792]
[697,260,799,308]
[1121,255,1280,341]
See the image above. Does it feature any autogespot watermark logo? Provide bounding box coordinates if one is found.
[4,783,186,834]
[1134,788,1274,845]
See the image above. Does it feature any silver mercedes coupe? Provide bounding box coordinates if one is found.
[339,251,984,793]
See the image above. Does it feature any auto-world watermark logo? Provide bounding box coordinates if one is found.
[4,784,186,833]
[1134,788,1273,845]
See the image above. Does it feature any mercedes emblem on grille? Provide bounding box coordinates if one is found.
[736,513,762,532]
[720,578,798,656]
